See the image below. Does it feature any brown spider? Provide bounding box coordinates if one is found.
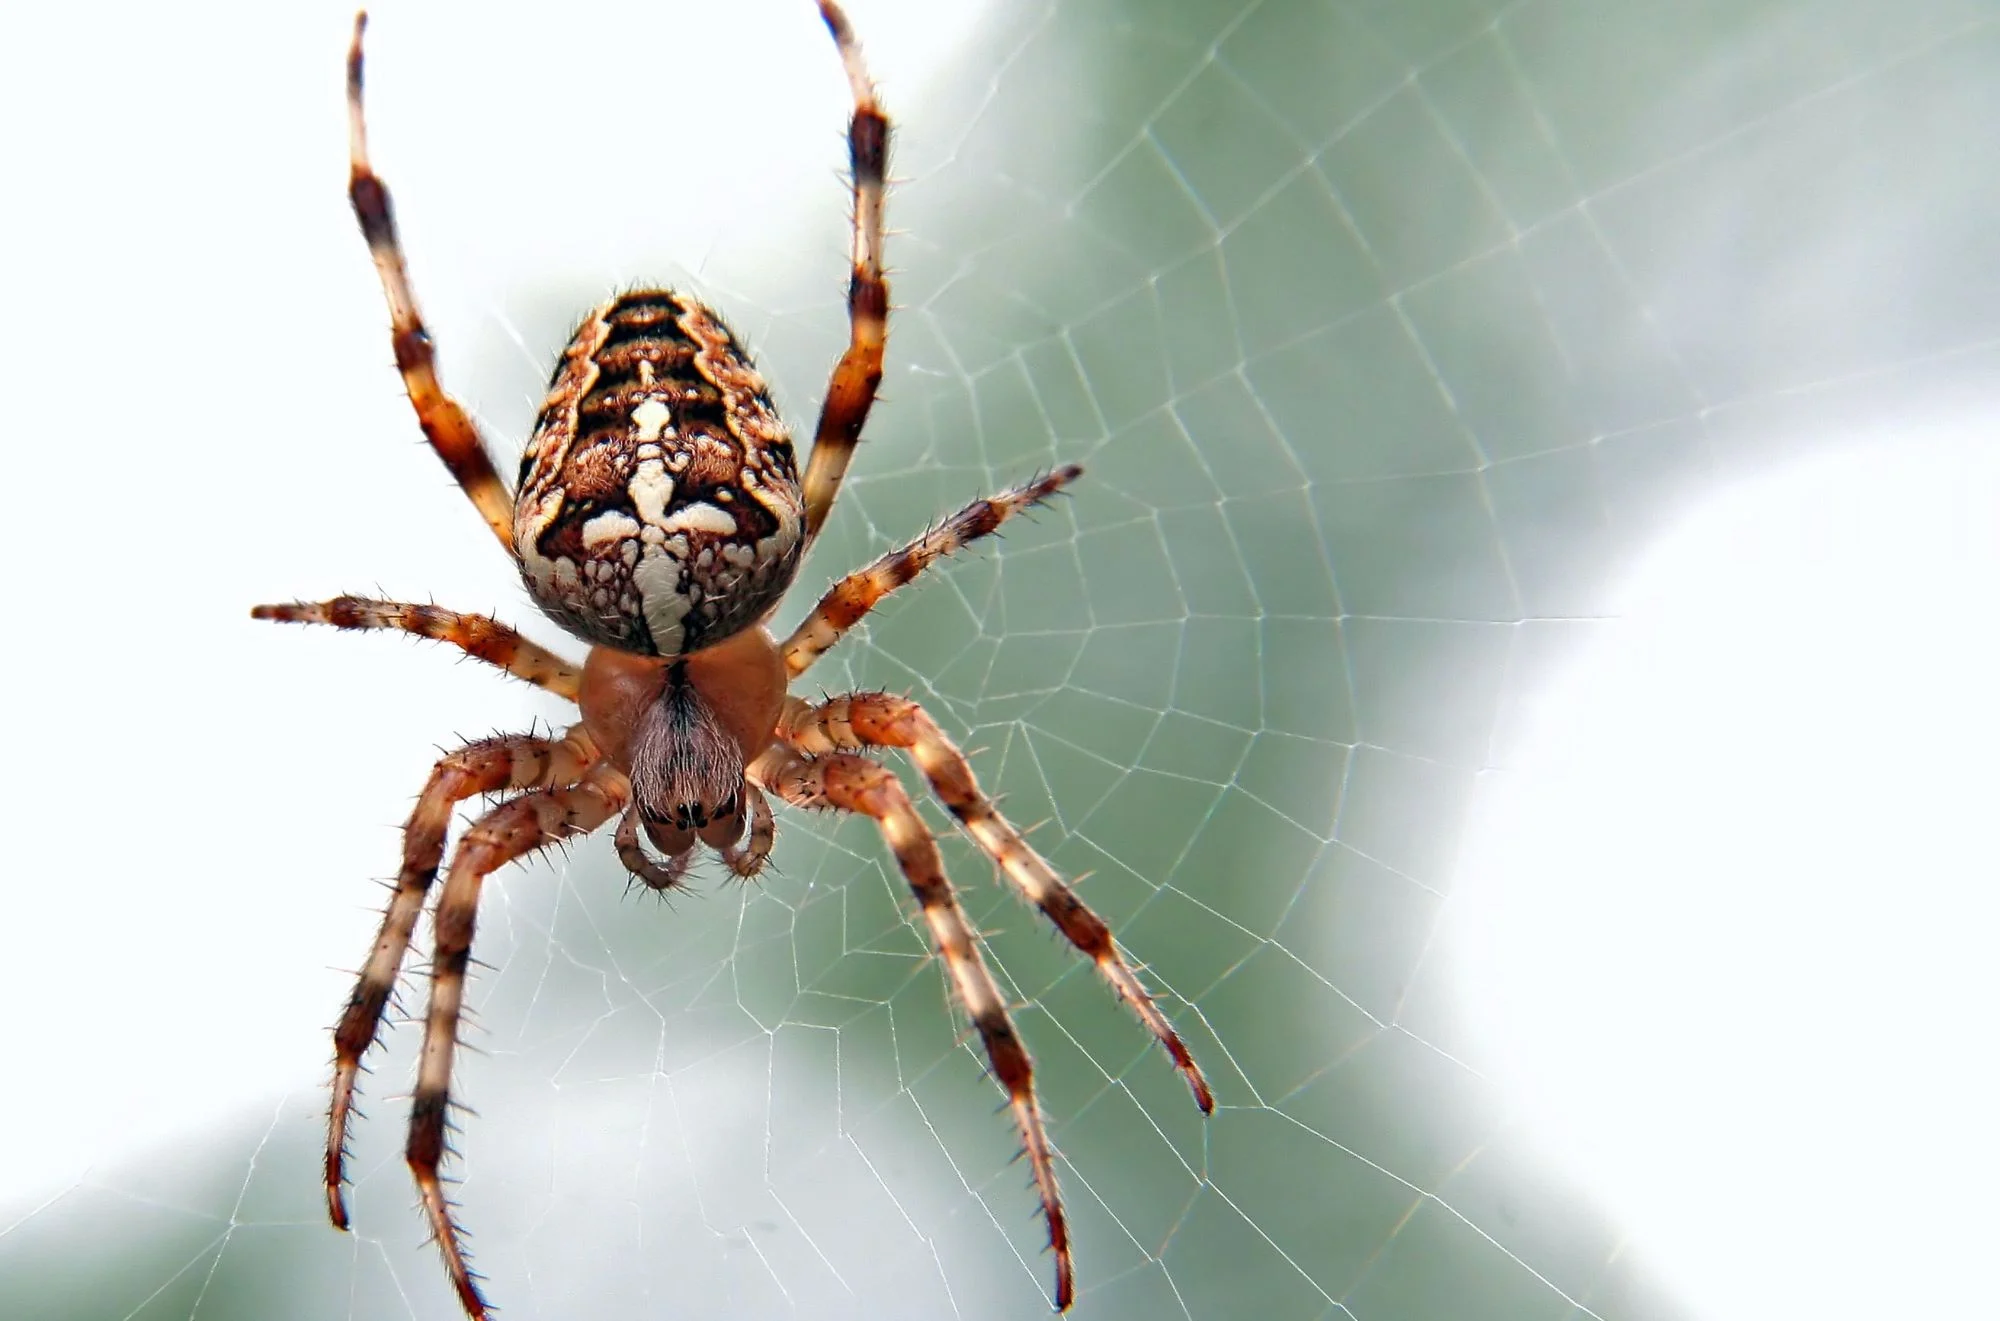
[253,6,1212,1317]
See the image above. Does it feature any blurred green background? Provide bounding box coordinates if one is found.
[2,0,1993,1318]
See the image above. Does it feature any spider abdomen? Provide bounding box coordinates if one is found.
[514,290,805,657]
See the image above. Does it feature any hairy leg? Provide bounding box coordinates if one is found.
[408,765,630,1321]
[752,744,1075,1309]
[782,466,1084,678]
[799,0,889,542]
[252,596,582,700]
[783,694,1213,1113]
[347,13,515,553]
[325,726,598,1229]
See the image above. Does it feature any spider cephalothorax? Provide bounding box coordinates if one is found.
[253,7,1212,1319]
[578,627,785,874]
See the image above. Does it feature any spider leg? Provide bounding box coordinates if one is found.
[782,466,1085,678]
[346,13,516,555]
[784,695,1215,1113]
[326,726,598,1231]
[614,807,696,892]
[253,596,582,700]
[717,782,776,879]
[751,743,1075,1310]
[409,764,630,1321]
[799,0,889,543]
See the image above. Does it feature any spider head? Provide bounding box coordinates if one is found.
[578,627,787,858]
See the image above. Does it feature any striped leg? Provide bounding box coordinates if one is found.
[782,466,1085,678]
[751,744,1075,1309]
[783,694,1213,1113]
[325,726,598,1231]
[252,596,583,700]
[409,766,630,1321]
[800,0,889,542]
[347,14,515,554]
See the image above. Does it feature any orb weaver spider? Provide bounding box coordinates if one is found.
[255,6,1213,1315]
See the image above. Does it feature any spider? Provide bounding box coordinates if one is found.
[253,6,1213,1316]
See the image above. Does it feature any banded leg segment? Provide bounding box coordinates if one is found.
[784,693,1213,1113]
[782,465,1085,678]
[347,14,515,554]
[800,0,890,542]
[409,766,630,1321]
[326,726,598,1230]
[252,596,583,700]
[752,744,1075,1309]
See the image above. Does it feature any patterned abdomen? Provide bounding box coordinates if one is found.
[514,291,806,657]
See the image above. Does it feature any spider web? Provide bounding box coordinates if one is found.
[5,0,1996,1318]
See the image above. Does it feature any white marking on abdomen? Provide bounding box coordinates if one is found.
[630,459,674,526]
[580,510,641,551]
[633,398,672,443]
[633,552,692,654]
[656,502,737,536]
